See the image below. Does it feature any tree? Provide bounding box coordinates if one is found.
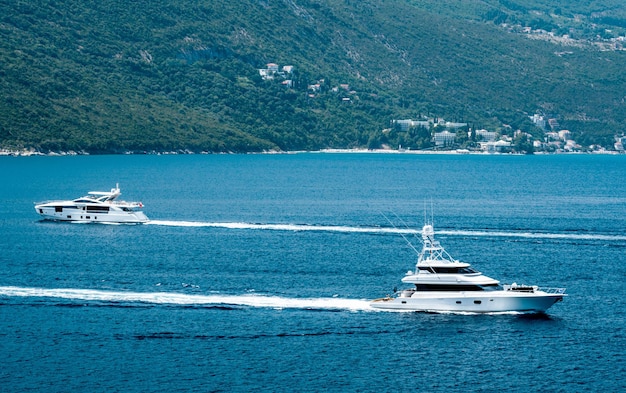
[513,133,534,154]
[455,128,469,146]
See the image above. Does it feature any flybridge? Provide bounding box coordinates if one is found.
[86,183,122,201]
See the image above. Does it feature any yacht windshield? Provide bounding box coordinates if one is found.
[418,266,478,274]
[415,283,502,291]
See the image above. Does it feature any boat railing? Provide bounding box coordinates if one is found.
[109,200,143,208]
[504,284,566,294]
[539,287,567,295]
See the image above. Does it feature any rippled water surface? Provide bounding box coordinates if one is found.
[1,153,625,392]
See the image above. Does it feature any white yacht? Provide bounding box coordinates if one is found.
[34,184,148,223]
[371,224,566,313]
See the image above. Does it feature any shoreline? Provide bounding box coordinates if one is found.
[1,147,624,157]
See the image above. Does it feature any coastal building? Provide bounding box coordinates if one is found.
[481,140,512,153]
[614,136,625,151]
[392,119,427,131]
[545,132,560,141]
[391,117,465,133]
[530,114,546,130]
[476,129,496,142]
[392,119,432,131]
[564,139,581,152]
[258,63,279,80]
[548,118,560,130]
[559,130,572,141]
[259,63,294,81]
[259,68,273,80]
[433,131,456,147]
[394,119,412,131]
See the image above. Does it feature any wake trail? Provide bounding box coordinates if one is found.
[147,220,412,234]
[0,286,373,312]
[146,220,626,242]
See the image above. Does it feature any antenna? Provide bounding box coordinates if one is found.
[422,199,434,226]
[392,211,423,247]
[380,212,421,256]
[430,198,434,225]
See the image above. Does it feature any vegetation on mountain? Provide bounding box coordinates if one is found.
[1,0,626,153]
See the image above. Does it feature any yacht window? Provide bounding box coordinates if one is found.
[55,206,63,213]
[415,284,484,291]
[431,267,478,274]
[480,284,503,291]
[86,206,109,213]
[474,300,482,305]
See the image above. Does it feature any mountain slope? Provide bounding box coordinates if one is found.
[1,0,625,153]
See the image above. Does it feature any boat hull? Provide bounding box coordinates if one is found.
[34,205,148,223]
[370,291,564,313]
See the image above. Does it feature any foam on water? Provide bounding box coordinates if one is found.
[437,229,626,241]
[147,220,626,241]
[147,220,411,234]
[0,286,374,312]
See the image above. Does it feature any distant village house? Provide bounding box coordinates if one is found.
[258,63,294,81]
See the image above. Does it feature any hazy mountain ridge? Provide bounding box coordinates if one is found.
[1,0,625,153]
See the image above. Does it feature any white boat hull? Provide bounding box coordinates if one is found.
[370,291,564,313]
[35,205,148,223]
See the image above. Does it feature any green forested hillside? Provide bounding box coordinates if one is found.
[1,0,626,153]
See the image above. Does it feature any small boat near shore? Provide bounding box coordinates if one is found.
[370,223,566,313]
[34,184,148,223]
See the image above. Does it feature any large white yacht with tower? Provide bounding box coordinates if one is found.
[371,223,566,313]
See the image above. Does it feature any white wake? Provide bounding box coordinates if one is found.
[146,220,626,241]
[0,286,373,312]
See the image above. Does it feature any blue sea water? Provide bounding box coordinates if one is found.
[1,153,625,392]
